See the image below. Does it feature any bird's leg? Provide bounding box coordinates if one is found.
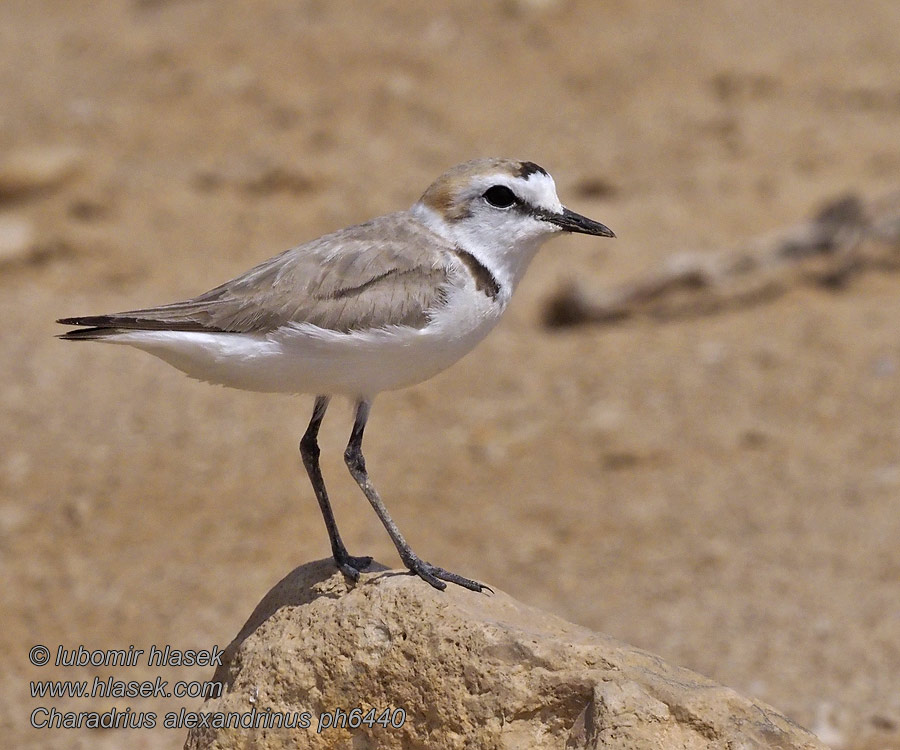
[299,395,372,580]
[344,399,488,593]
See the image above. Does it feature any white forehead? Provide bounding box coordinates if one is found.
[490,169,563,213]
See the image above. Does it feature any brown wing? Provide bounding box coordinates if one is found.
[59,213,457,335]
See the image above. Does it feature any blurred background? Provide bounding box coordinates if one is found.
[2,1,899,748]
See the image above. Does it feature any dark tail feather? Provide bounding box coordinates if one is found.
[58,315,115,341]
[57,315,133,340]
[57,314,220,334]
[57,315,114,327]
[57,326,126,340]
[57,314,159,328]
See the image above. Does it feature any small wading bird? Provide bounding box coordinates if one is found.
[59,158,614,592]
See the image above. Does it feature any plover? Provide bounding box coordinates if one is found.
[58,158,614,592]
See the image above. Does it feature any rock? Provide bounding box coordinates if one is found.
[185,559,826,750]
[0,215,35,264]
[0,146,84,201]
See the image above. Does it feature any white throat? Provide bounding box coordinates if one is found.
[410,201,552,296]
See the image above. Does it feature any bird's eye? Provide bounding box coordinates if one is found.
[482,185,517,209]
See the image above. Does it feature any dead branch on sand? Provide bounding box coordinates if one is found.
[543,190,900,328]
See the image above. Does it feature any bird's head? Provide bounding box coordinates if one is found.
[413,158,614,288]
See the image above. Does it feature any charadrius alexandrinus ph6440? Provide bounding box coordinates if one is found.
[59,158,614,592]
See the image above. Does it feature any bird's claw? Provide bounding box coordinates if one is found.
[405,557,490,593]
[335,554,373,581]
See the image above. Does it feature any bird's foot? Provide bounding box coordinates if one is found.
[404,557,491,593]
[334,553,373,581]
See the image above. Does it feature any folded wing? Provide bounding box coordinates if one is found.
[59,213,455,337]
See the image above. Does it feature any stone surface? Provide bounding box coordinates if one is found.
[0,146,83,201]
[0,215,35,264]
[184,560,826,750]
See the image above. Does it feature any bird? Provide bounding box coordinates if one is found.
[58,158,615,592]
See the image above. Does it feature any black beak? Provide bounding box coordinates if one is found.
[537,207,615,238]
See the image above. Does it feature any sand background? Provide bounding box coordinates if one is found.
[2,1,899,748]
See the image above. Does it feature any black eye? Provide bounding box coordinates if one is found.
[482,185,517,209]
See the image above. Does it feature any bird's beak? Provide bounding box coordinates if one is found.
[537,207,615,238]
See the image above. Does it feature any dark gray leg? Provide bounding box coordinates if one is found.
[343,399,488,593]
[300,395,372,580]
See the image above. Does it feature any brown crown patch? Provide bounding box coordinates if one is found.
[419,158,540,223]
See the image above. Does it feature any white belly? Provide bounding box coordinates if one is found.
[103,286,506,398]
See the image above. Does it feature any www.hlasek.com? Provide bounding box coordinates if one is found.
[28,644,406,732]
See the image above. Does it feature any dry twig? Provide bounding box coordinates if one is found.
[543,190,900,328]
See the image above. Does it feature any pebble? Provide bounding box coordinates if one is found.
[0,146,84,200]
[0,215,35,264]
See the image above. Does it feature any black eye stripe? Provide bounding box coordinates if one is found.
[482,185,518,209]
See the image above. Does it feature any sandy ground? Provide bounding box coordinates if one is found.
[2,1,899,748]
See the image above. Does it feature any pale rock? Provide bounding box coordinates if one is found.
[0,215,35,263]
[185,559,826,750]
[0,146,84,200]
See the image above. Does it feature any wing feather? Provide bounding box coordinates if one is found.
[59,213,457,335]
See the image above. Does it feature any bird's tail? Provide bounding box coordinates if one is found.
[56,316,127,341]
